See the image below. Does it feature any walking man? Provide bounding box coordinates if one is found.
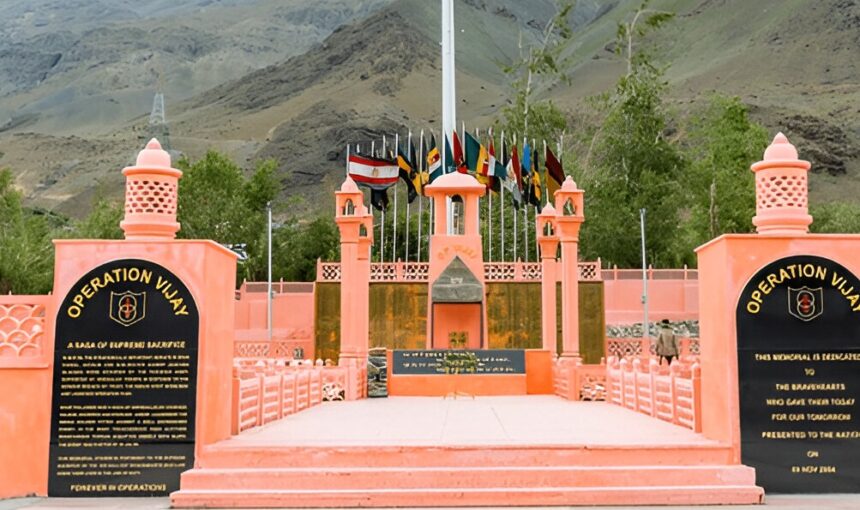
[656,319,679,365]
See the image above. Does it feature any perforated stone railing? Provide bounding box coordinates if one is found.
[0,296,51,368]
[317,260,602,283]
[605,356,702,432]
[231,360,366,434]
[605,337,700,361]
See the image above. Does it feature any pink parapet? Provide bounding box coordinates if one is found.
[750,132,812,235]
[120,138,183,240]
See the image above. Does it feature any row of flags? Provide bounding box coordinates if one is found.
[346,131,567,212]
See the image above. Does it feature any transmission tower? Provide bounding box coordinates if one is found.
[147,63,171,151]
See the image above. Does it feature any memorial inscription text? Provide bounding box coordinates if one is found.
[392,349,526,375]
[49,259,199,497]
[737,255,860,492]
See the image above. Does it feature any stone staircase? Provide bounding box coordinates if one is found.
[171,443,764,507]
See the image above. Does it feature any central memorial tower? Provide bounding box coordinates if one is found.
[424,172,487,349]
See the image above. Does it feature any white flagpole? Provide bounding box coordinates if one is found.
[500,130,505,261]
[543,139,548,206]
[441,0,456,237]
[523,136,528,262]
[512,133,517,261]
[441,0,455,173]
[428,129,435,260]
[267,202,272,343]
[513,195,518,261]
[381,135,387,263]
[345,143,350,177]
[393,132,398,263]
[417,129,424,262]
[529,138,546,262]
[405,130,412,262]
[488,128,493,262]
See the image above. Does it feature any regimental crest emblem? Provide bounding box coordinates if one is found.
[787,286,823,322]
[109,291,146,327]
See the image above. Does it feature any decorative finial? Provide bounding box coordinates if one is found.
[340,176,360,193]
[540,202,556,214]
[560,175,578,191]
[762,132,799,161]
[136,138,172,168]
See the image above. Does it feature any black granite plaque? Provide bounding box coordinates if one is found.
[49,259,199,497]
[392,349,526,375]
[737,255,860,493]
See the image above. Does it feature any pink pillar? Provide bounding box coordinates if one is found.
[554,177,585,359]
[536,204,559,353]
[356,205,373,359]
[334,178,367,365]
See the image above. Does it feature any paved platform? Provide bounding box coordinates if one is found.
[4,495,860,509]
[225,396,712,446]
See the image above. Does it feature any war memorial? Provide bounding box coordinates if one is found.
[0,128,858,507]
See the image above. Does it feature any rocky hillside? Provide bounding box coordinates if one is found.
[1,0,858,215]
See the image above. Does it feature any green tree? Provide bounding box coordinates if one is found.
[0,169,54,294]
[274,215,340,282]
[66,197,124,240]
[176,151,279,283]
[578,3,682,267]
[499,1,574,143]
[678,95,768,258]
[810,202,860,233]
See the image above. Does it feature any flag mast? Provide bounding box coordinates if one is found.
[417,129,425,261]
[442,0,456,234]
[393,132,398,263]
[500,130,505,261]
[405,130,411,262]
[381,135,387,263]
[441,0,455,172]
[488,128,493,262]
[513,132,518,261]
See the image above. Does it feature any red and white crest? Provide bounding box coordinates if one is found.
[787,286,823,322]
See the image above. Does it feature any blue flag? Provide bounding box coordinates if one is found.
[522,141,531,176]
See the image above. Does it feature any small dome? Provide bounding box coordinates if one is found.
[559,175,579,192]
[340,176,360,193]
[763,132,799,161]
[136,138,172,168]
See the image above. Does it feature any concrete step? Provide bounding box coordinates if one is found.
[180,465,756,491]
[198,443,735,468]
[170,485,765,508]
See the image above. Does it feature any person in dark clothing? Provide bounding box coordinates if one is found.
[655,319,679,365]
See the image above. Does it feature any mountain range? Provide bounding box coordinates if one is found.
[0,0,858,217]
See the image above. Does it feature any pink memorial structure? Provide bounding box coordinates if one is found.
[2,132,858,505]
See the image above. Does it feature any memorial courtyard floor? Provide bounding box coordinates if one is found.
[219,396,710,447]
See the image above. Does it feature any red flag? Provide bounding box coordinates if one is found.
[545,145,565,190]
[511,144,523,192]
[452,131,468,173]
